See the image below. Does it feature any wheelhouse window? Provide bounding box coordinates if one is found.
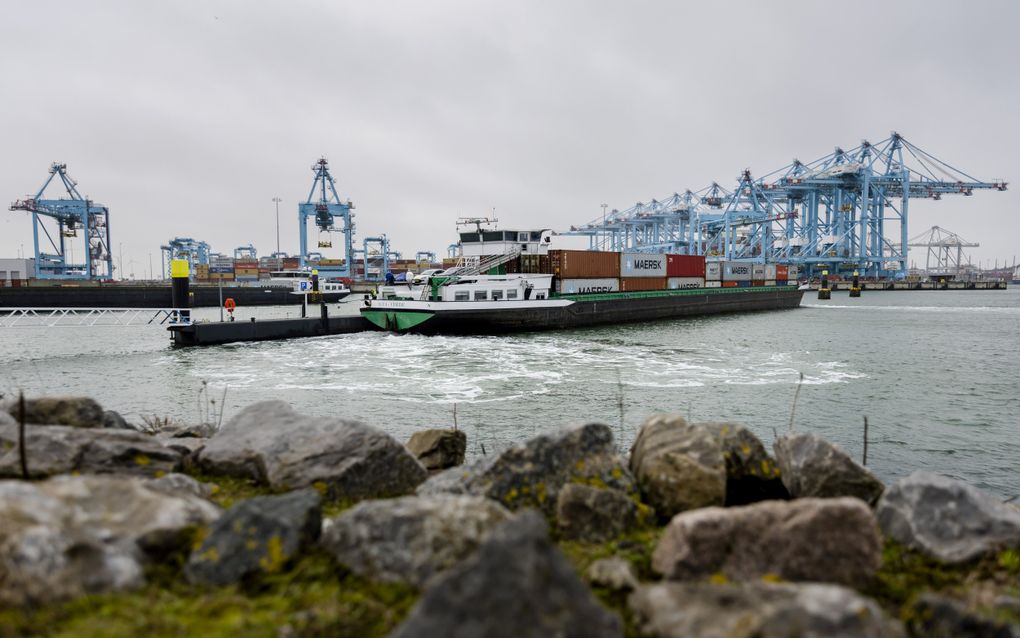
[518,232,529,242]
[474,290,487,301]
[454,291,470,301]
[491,290,503,300]
[507,289,518,299]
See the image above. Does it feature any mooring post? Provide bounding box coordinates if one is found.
[170,259,191,324]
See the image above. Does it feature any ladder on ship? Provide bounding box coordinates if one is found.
[418,248,523,300]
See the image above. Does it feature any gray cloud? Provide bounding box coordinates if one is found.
[2,0,1017,275]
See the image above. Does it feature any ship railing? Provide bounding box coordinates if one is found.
[0,307,183,328]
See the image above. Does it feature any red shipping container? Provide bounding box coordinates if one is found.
[619,277,667,292]
[721,281,738,288]
[776,264,789,279]
[666,254,706,278]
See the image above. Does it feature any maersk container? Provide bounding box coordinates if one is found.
[666,255,706,278]
[723,262,752,281]
[667,277,705,290]
[549,250,620,278]
[705,261,722,281]
[705,280,722,288]
[764,264,777,280]
[620,253,667,277]
[619,277,667,292]
[752,264,766,279]
[556,278,620,294]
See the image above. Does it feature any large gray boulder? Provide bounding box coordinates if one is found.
[877,470,1020,563]
[586,557,639,593]
[629,415,726,518]
[321,494,510,587]
[102,410,132,430]
[907,593,1020,638]
[0,423,181,478]
[652,497,881,588]
[186,489,321,586]
[698,421,788,505]
[629,581,904,638]
[196,401,427,499]
[6,397,105,428]
[0,475,219,606]
[418,422,635,515]
[556,483,650,543]
[406,429,467,471]
[774,432,884,505]
[392,510,623,638]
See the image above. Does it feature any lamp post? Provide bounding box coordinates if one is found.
[272,197,282,255]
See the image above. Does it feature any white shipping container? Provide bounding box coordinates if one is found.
[765,280,777,287]
[764,264,777,279]
[620,253,667,277]
[667,277,705,290]
[705,280,722,288]
[723,262,752,281]
[705,261,722,280]
[557,278,620,294]
[752,264,766,278]
[787,265,800,279]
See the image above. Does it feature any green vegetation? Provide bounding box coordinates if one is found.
[865,539,1020,626]
[0,550,418,638]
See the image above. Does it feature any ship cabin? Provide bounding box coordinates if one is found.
[459,229,553,258]
[436,274,554,302]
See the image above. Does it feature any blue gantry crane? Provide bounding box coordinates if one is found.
[233,244,257,260]
[415,250,437,266]
[160,237,211,280]
[565,133,1007,277]
[298,158,355,277]
[352,235,400,281]
[9,163,113,280]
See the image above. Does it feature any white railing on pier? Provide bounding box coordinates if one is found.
[0,308,186,328]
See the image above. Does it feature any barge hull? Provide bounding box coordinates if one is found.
[368,287,804,335]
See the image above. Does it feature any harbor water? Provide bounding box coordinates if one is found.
[1,290,1017,498]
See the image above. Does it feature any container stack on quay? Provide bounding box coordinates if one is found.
[208,255,234,282]
[234,259,259,283]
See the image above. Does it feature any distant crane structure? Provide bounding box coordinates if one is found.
[233,244,257,260]
[9,163,113,280]
[415,250,437,265]
[299,158,355,277]
[160,237,210,280]
[565,133,1007,277]
[352,235,400,282]
[908,226,979,276]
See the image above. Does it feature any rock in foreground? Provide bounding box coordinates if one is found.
[196,401,427,499]
[0,475,219,606]
[907,593,1020,638]
[6,396,105,428]
[418,422,634,515]
[629,581,904,638]
[392,510,623,638]
[186,489,321,586]
[406,429,466,471]
[652,497,881,588]
[321,494,510,587]
[629,415,726,518]
[699,421,788,506]
[877,470,1020,563]
[556,483,649,543]
[774,432,884,505]
[0,423,181,478]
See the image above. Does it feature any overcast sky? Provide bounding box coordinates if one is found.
[2,0,1018,277]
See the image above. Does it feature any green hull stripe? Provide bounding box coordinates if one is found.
[362,309,434,331]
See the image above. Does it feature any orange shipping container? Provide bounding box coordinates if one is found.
[775,265,789,279]
[549,250,620,279]
[619,277,667,292]
[721,280,738,288]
